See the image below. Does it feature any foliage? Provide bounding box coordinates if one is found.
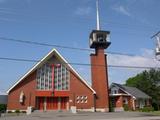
[126,69,160,110]
[0,104,7,112]
[109,99,114,112]
[7,111,12,113]
[123,104,129,111]
[139,106,154,112]
[15,109,20,113]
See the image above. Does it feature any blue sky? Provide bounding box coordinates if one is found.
[0,0,160,92]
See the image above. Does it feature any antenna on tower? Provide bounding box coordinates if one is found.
[96,0,100,30]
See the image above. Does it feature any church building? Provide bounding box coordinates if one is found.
[7,0,111,112]
[7,49,96,112]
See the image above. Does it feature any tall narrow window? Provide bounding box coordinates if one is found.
[36,64,52,90]
[54,64,70,91]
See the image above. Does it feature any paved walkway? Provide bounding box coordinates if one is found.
[0,111,160,120]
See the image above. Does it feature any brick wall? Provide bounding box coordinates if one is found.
[69,70,94,109]
[90,48,109,110]
[7,71,36,110]
[7,69,94,111]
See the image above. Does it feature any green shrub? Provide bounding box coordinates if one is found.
[109,100,114,112]
[152,103,159,111]
[123,104,129,111]
[15,109,20,113]
[0,104,7,112]
[140,106,154,112]
[7,111,12,113]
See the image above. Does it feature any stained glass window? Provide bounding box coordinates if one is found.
[36,64,70,91]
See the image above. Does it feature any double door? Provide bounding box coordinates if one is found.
[37,97,68,110]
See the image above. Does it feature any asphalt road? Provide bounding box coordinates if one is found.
[0,111,160,120]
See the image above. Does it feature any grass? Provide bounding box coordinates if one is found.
[149,111,160,116]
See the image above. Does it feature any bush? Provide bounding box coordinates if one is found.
[109,100,114,112]
[152,103,159,111]
[0,104,7,112]
[140,106,154,112]
[15,109,20,113]
[123,104,129,111]
[7,111,12,113]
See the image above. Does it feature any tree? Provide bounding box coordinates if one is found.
[126,69,160,110]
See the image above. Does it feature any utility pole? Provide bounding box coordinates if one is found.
[151,31,160,61]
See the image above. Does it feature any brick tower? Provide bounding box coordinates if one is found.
[90,0,111,112]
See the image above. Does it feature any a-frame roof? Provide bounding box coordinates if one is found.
[111,83,151,99]
[7,49,96,94]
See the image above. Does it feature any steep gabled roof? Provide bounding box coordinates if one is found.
[7,49,96,94]
[111,83,151,99]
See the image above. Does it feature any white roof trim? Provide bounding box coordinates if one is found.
[7,49,96,94]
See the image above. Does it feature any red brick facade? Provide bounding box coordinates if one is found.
[7,70,94,111]
[69,70,94,110]
[7,72,36,110]
[91,48,109,111]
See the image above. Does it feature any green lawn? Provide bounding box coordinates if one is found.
[150,111,160,116]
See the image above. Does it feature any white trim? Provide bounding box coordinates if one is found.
[7,49,96,94]
[95,108,109,112]
[77,108,94,112]
[109,93,129,96]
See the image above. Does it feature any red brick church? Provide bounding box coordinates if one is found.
[7,49,95,112]
[7,0,112,112]
[6,0,152,112]
[7,27,111,112]
[7,31,110,112]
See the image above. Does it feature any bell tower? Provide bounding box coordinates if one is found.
[90,0,111,112]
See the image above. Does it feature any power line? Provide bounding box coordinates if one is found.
[0,36,92,51]
[0,36,155,60]
[0,57,39,63]
[0,57,158,69]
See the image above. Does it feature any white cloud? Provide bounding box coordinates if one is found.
[112,5,131,17]
[75,6,92,16]
[140,48,154,58]
[108,48,159,84]
[108,48,157,68]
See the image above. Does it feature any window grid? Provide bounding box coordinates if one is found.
[76,95,88,104]
[36,64,70,91]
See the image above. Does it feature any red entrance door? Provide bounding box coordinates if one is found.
[38,97,44,110]
[37,97,68,110]
[46,97,58,110]
[61,97,68,110]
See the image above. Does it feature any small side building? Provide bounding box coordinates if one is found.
[110,83,151,111]
[0,92,8,105]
